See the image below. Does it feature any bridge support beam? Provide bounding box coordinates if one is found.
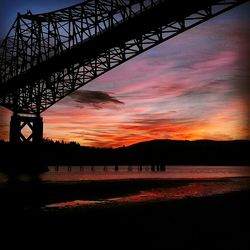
[9,114,43,143]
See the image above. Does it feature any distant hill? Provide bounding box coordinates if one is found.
[115,139,249,166]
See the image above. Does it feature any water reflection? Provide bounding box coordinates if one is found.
[108,178,250,203]
[43,178,250,210]
[1,165,250,212]
[44,200,107,209]
[41,165,250,182]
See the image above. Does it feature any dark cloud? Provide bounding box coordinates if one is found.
[70,90,124,108]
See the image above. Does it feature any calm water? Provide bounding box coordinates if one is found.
[1,165,249,183]
[41,165,250,182]
[1,165,249,210]
[45,178,250,210]
[40,165,250,209]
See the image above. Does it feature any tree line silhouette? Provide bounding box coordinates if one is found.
[0,139,249,174]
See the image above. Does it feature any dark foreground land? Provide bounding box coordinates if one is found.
[0,178,250,250]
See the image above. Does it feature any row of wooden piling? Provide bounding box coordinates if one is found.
[53,165,166,172]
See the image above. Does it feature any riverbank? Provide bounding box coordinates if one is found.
[0,177,249,249]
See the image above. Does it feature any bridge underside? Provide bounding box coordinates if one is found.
[0,0,248,143]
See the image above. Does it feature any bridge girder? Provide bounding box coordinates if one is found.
[0,0,248,114]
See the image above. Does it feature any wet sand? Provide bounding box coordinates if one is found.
[0,178,250,249]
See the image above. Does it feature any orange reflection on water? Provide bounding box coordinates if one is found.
[44,200,107,209]
[44,178,250,210]
[109,178,250,203]
[41,166,250,182]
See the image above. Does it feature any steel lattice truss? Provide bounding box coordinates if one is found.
[0,0,248,114]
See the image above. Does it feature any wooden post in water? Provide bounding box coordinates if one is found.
[160,165,166,171]
[151,165,155,172]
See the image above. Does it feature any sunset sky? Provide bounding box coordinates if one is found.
[0,1,249,147]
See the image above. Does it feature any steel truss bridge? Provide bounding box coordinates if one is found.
[0,0,248,143]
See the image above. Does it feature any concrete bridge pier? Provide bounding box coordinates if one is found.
[9,113,43,143]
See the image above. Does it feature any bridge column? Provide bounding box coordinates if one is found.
[9,114,43,143]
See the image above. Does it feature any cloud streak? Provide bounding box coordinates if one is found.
[69,90,124,109]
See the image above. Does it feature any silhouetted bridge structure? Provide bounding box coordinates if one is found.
[0,0,248,143]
